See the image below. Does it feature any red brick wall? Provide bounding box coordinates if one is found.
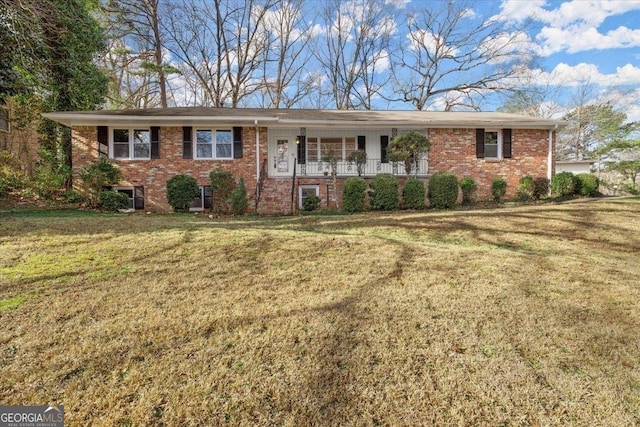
[428,128,554,199]
[72,125,555,213]
[72,126,268,212]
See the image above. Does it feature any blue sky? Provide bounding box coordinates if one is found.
[490,0,640,120]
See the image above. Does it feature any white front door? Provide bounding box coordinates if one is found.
[272,138,294,176]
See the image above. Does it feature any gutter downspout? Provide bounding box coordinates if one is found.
[255,120,261,208]
[548,125,557,181]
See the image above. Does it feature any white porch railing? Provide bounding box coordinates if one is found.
[295,158,428,177]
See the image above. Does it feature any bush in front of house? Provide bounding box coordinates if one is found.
[210,169,236,213]
[231,177,248,215]
[575,173,599,197]
[79,157,123,207]
[459,176,477,205]
[550,171,576,197]
[533,177,549,200]
[370,174,399,210]
[343,177,368,213]
[428,172,458,209]
[402,178,425,210]
[491,177,507,202]
[302,194,321,212]
[98,190,130,211]
[166,174,199,212]
[516,176,535,201]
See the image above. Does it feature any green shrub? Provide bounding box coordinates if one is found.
[402,178,425,210]
[516,176,535,201]
[166,174,199,212]
[533,177,549,200]
[428,172,458,209]
[343,177,368,213]
[459,176,477,205]
[210,169,236,213]
[98,190,130,211]
[347,150,367,176]
[32,168,68,199]
[370,174,399,210]
[575,173,599,196]
[0,150,26,196]
[231,177,248,215]
[550,172,576,196]
[491,177,507,201]
[79,158,123,207]
[63,189,85,203]
[302,194,321,212]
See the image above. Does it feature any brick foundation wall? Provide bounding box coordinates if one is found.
[72,125,555,214]
[72,126,268,212]
[428,128,554,200]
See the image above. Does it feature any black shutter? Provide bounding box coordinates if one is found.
[97,126,109,158]
[476,128,485,159]
[233,126,243,159]
[357,135,366,151]
[134,186,145,210]
[183,126,192,159]
[151,126,160,159]
[381,135,389,163]
[297,135,306,164]
[503,129,512,159]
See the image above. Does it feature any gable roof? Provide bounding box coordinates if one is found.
[43,107,565,129]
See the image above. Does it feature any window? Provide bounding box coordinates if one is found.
[476,128,512,159]
[112,129,150,159]
[484,130,499,158]
[299,185,320,209]
[116,187,144,210]
[0,107,9,133]
[190,186,212,211]
[195,129,232,159]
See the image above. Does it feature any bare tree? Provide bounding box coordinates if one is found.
[163,0,279,108]
[254,0,315,108]
[393,0,533,111]
[313,0,396,110]
[101,0,173,108]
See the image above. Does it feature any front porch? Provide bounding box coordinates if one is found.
[295,158,429,177]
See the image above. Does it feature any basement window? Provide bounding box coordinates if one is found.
[190,186,212,211]
[299,185,320,209]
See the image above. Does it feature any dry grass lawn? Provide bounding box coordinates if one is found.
[1,199,639,426]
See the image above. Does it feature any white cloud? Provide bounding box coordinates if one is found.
[496,0,640,55]
[527,62,640,87]
[406,29,459,57]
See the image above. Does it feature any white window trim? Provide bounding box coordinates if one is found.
[194,128,233,160]
[111,128,151,160]
[299,185,320,209]
[484,128,503,160]
[115,187,136,212]
[189,185,211,212]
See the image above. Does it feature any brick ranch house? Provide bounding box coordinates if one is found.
[42,108,565,214]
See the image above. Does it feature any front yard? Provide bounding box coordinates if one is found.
[1,199,639,426]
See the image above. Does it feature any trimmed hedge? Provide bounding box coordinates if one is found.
[491,177,507,201]
[551,172,576,196]
[98,190,130,211]
[343,177,368,213]
[370,174,399,211]
[210,169,236,213]
[533,177,549,200]
[403,178,425,210]
[516,176,535,201]
[428,172,458,209]
[459,176,477,205]
[166,174,199,212]
[231,177,248,215]
[575,173,599,196]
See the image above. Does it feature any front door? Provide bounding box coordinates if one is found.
[273,138,292,175]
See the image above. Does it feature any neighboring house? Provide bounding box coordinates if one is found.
[1,102,41,176]
[42,108,564,214]
[556,160,595,175]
